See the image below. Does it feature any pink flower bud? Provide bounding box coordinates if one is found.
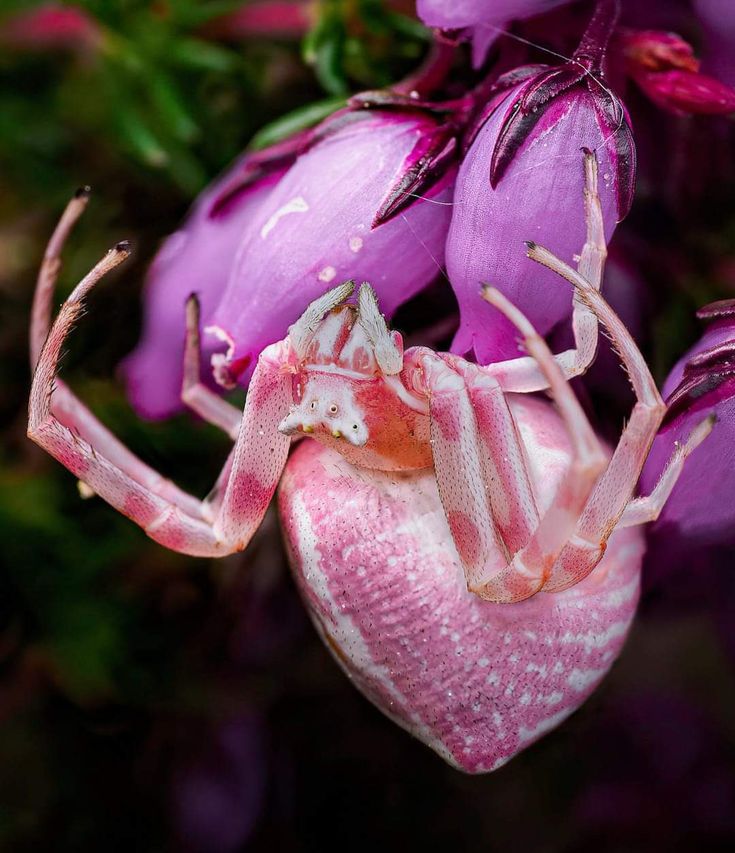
[617,29,699,73]
[618,27,735,115]
[0,3,101,52]
[200,1,312,40]
[633,68,735,115]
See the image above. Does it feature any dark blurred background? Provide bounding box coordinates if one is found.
[1,2,734,851]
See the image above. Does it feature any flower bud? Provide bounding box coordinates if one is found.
[416,0,570,66]
[207,109,455,387]
[618,28,735,115]
[121,156,286,419]
[641,300,735,554]
[446,1,635,363]
[0,2,101,52]
[201,1,312,40]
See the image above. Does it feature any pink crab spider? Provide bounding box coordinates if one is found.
[28,153,710,770]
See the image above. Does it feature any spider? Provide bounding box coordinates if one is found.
[27,153,709,770]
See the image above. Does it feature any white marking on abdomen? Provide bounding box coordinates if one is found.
[289,491,453,764]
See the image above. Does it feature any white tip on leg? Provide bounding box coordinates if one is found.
[357,282,402,375]
[289,280,356,358]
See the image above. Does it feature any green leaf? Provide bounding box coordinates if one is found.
[148,73,200,143]
[249,96,346,150]
[116,106,169,168]
[302,3,349,96]
[169,37,241,73]
[312,32,349,96]
[381,11,431,42]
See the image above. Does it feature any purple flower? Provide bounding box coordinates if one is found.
[416,0,571,66]
[207,109,455,387]
[447,0,635,363]
[640,299,735,556]
[121,156,286,420]
[694,0,735,86]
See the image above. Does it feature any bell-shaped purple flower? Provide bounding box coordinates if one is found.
[446,0,635,363]
[641,300,735,555]
[121,156,287,420]
[207,109,456,387]
[417,0,571,66]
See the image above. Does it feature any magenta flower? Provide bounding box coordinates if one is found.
[416,0,571,66]
[447,0,635,363]
[121,156,285,419]
[640,300,735,554]
[0,2,101,53]
[201,1,311,40]
[207,109,456,387]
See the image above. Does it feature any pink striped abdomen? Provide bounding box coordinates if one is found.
[278,400,643,773]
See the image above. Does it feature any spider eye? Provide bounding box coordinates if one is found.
[352,424,358,431]
[329,404,339,415]
[310,401,317,410]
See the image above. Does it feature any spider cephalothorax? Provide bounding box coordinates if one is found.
[278,284,432,471]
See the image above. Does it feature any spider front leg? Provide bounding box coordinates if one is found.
[28,205,298,555]
[483,149,606,393]
[28,192,201,513]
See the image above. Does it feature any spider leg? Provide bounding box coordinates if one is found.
[28,246,219,552]
[417,282,606,604]
[28,202,294,556]
[29,191,203,514]
[472,289,607,602]
[445,358,540,556]
[543,280,669,591]
[414,349,510,582]
[182,294,242,440]
[481,149,606,393]
[617,414,714,528]
[31,187,90,370]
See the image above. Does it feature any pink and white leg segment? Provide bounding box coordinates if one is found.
[415,294,607,604]
[28,199,293,557]
[542,279,710,591]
